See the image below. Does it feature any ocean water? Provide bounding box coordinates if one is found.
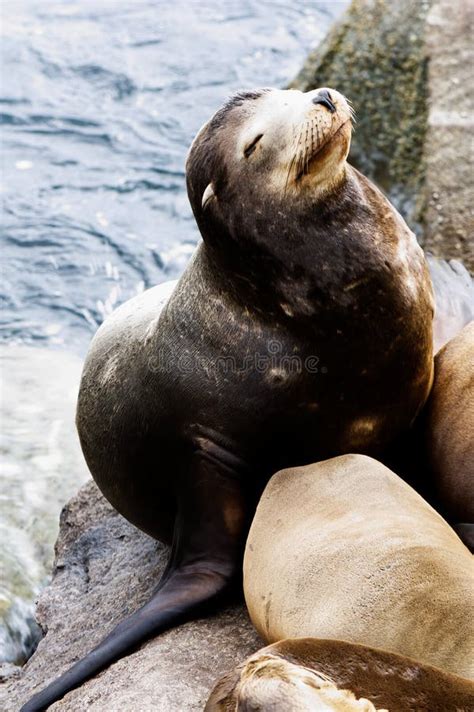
[1,0,347,352]
[0,0,348,663]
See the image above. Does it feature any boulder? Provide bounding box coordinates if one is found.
[0,480,261,711]
[291,0,473,270]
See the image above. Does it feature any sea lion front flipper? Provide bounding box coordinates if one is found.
[20,453,249,712]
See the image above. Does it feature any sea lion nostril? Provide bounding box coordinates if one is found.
[312,89,336,114]
[319,89,332,101]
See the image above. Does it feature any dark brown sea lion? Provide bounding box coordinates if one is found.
[205,638,474,711]
[21,87,434,711]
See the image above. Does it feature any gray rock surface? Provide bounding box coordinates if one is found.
[291,0,473,271]
[423,0,474,267]
[0,480,261,711]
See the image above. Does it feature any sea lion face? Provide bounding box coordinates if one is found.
[233,88,353,194]
[186,87,353,226]
[208,652,386,712]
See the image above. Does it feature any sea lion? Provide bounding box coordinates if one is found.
[381,270,472,540]
[243,454,474,679]
[424,321,474,531]
[22,87,434,711]
[205,638,474,711]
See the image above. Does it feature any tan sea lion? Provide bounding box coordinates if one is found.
[205,638,474,711]
[244,454,474,679]
[424,321,474,531]
[22,87,434,711]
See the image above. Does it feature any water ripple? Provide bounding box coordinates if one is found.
[1,0,346,356]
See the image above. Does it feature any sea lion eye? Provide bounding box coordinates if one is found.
[244,134,263,158]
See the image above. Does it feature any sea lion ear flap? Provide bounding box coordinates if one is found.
[201,182,215,211]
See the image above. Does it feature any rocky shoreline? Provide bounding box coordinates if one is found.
[0,481,261,711]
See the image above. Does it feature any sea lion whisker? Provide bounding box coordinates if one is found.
[293,129,303,180]
[285,153,298,192]
[296,148,305,180]
[286,125,305,188]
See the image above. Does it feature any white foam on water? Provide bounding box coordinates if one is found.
[0,346,89,663]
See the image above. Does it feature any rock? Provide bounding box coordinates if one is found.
[243,454,474,679]
[0,480,261,711]
[291,0,473,271]
[423,0,474,268]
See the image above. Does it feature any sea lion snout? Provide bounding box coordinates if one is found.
[312,88,337,113]
[308,86,351,117]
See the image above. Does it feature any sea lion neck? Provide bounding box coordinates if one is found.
[198,166,381,319]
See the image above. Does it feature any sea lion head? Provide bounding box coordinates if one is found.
[186,87,353,245]
[205,651,385,711]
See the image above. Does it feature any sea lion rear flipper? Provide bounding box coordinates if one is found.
[20,454,249,712]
